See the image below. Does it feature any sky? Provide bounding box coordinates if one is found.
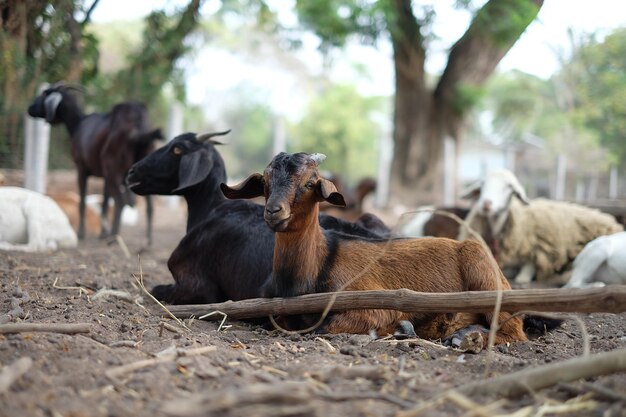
[91,0,626,116]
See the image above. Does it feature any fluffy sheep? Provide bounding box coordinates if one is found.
[461,169,624,283]
[0,187,78,252]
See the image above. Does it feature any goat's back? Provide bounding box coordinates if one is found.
[328,235,496,293]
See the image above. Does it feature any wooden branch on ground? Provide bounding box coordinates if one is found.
[0,357,32,394]
[457,348,626,398]
[0,323,91,334]
[166,287,626,320]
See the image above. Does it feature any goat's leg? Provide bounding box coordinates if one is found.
[145,195,153,246]
[110,190,124,237]
[324,309,408,336]
[77,172,88,240]
[99,188,111,239]
[459,240,528,344]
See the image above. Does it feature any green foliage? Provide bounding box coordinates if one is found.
[294,0,389,51]
[566,28,626,164]
[95,0,202,109]
[453,83,485,115]
[291,84,384,184]
[218,90,275,178]
[482,71,555,141]
[473,0,541,46]
[0,1,101,168]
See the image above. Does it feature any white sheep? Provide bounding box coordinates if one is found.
[0,187,78,252]
[563,232,626,288]
[460,169,623,284]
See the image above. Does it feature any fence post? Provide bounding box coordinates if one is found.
[443,136,456,206]
[375,133,393,208]
[554,154,567,200]
[609,165,618,199]
[272,117,286,155]
[23,85,51,193]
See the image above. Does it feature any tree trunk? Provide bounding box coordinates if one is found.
[388,0,544,206]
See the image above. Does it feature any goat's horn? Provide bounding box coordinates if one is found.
[197,129,231,143]
[64,84,86,93]
[310,153,326,166]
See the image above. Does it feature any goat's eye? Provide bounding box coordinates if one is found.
[172,147,183,156]
[305,181,315,190]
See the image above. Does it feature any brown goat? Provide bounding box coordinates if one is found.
[222,152,530,347]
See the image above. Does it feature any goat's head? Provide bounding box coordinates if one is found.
[221,152,346,232]
[462,169,530,235]
[126,130,230,195]
[27,83,82,124]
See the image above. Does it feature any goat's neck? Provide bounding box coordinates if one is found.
[183,179,226,231]
[58,101,85,137]
[272,205,328,297]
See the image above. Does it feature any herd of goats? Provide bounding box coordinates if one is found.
[0,83,625,349]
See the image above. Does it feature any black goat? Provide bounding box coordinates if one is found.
[126,132,391,304]
[27,84,162,242]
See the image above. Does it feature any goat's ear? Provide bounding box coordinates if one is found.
[174,149,213,192]
[44,92,63,123]
[460,180,482,201]
[316,178,346,207]
[221,173,265,200]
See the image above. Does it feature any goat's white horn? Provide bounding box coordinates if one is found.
[310,153,326,166]
[197,129,231,143]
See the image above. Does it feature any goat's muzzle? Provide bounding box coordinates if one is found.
[264,203,291,231]
[125,167,141,190]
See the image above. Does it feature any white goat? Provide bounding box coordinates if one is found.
[563,232,626,288]
[0,187,78,252]
[460,169,623,284]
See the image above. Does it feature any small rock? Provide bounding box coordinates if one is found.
[339,346,359,356]
[347,335,371,346]
[142,329,159,340]
[196,367,220,379]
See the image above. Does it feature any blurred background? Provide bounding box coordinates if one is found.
[1,0,625,211]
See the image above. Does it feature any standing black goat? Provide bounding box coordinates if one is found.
[27,83,163,242]
[126,132,391,304]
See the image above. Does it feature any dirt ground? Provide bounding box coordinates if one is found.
[1,200,625,417]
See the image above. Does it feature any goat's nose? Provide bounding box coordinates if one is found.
[483,199,492,213]
[266,204,283,215]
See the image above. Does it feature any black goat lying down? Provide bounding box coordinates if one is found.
[27,83,162,242]
[127,132,391,304]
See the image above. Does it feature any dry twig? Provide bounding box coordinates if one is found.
[52,277,91,297]
[0,323,90,334]
[457,348,626,398]
[105,345,217,381]
[133,256,188,330]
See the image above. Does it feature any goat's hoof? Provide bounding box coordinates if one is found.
[394,320,417,339]
[444,325,487,354]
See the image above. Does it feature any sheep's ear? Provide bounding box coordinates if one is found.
[221,173,265,199]
[316,178,346,207]
[460,180,482,201]
[174,149,213,192]
[511,181,531,205]
[44,92,63,123]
